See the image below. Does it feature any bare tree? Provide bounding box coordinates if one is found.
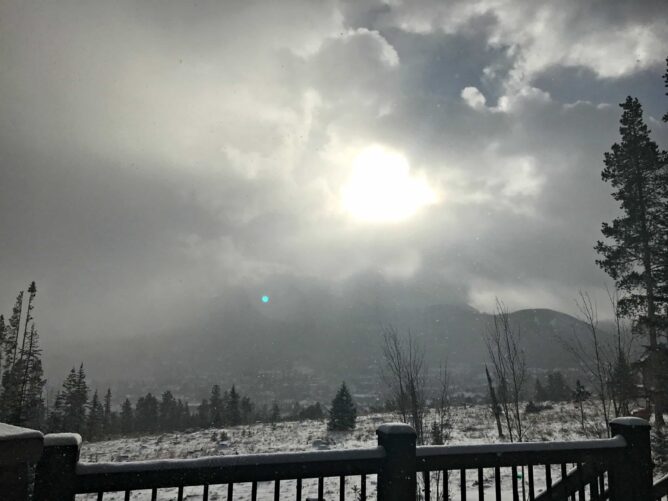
[606,286,636,418]
[381,326,427,444]
[484,299,527,442]
[431,363,452,444]
[558,291,612,436]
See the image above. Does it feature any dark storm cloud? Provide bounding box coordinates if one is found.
[1,0,667,351]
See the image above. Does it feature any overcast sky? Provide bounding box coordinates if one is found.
[1,0,667,343]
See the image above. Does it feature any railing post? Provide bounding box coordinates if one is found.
[33,433,82,501]
[609,417,652,501]
[0,423,44,501]
[376,423,417,501]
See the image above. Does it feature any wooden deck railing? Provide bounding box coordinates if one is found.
[0,417,661,500]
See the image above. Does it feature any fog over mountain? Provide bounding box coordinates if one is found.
[1,1,667,385]
[41,274,614,389]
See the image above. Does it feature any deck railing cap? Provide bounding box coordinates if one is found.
[44,433,82,447]
[0,422,44,465]
[610,416,651,428]
[376,422,416,436]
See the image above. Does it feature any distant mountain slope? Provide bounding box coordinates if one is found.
[43,290,605,386]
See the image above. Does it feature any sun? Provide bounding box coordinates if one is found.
[341,145,436,223]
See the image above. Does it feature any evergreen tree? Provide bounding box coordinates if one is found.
[18,324,45,428]
[0,315,5,378]
[47,391,64,432]
[534,378,549,402]
[226,385,241,426]
[159,390,178,431]
[0,283,45,427]
[573,380,590,432]
[240,396,253,424]
[1,292,25,421]
[61,365,89,433]
[103,388,112,435]
[595,97,667,347]
[546,372,571,402]
[209,385,223,427]
[430,420,444,445]
[135,393,159,434]
[87,390,104,441]
[270,401,280,425]
[197,398,211,428]
[120,398,134,435]
[328,382,356,431]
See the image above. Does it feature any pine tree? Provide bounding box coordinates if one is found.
[197,398,211,428]
[270,401,280,425]
[87,390,104,441]
[135,393,159,434]
[159,390,177,431]
[0,283,45,427]
[534,378,549,402]
[226,385,241,426]
[210,385,223,427]
[61,365,89,433]
[1,292,25,421]
[595,97,666,347]
[0,315,5,378]
[430,420,444,445]
[574,380,590,432]
[103,388,112,436]
[47,391,65,432]
[240,396,253,424]
[546,372,571,402]
[120,398,134,435]
[328,382,356,431]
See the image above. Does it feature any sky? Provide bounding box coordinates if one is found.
[1,0,667,345]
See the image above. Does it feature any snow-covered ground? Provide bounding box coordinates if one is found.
[77,403,612,500]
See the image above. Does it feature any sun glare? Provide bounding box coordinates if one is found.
[341,145,436,223]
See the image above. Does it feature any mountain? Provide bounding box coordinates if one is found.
[43,284,608,393]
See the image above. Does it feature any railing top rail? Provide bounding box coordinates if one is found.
[73,446,386,493]
[77,446,385,475]
[416,435,626,470]
[417,435,626,458]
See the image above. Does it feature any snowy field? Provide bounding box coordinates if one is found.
[78,402,612,500]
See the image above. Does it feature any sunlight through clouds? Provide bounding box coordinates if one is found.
[341,145,437,223]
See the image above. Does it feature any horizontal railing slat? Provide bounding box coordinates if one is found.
[75,447,385,493]
[416,436,626,470]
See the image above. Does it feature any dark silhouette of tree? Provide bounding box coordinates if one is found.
[534,378,549,402]
[135,393,158,434]
[120,398,134,435]
[270,401,280,425]
[546,371,571,402]
[225,385,241,426]
[103,388,112,435]
[209,385,223,427]
[159,390,178,431]
[87,390,104,440]
[328,382,356,431]
[240,395,253,424]
[0,292,24,421]
[198,398,211,428]
[595,97,666,347]
[59,365,89,434]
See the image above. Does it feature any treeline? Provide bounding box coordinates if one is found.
[45,368,335,441]
[46,371,273,441]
